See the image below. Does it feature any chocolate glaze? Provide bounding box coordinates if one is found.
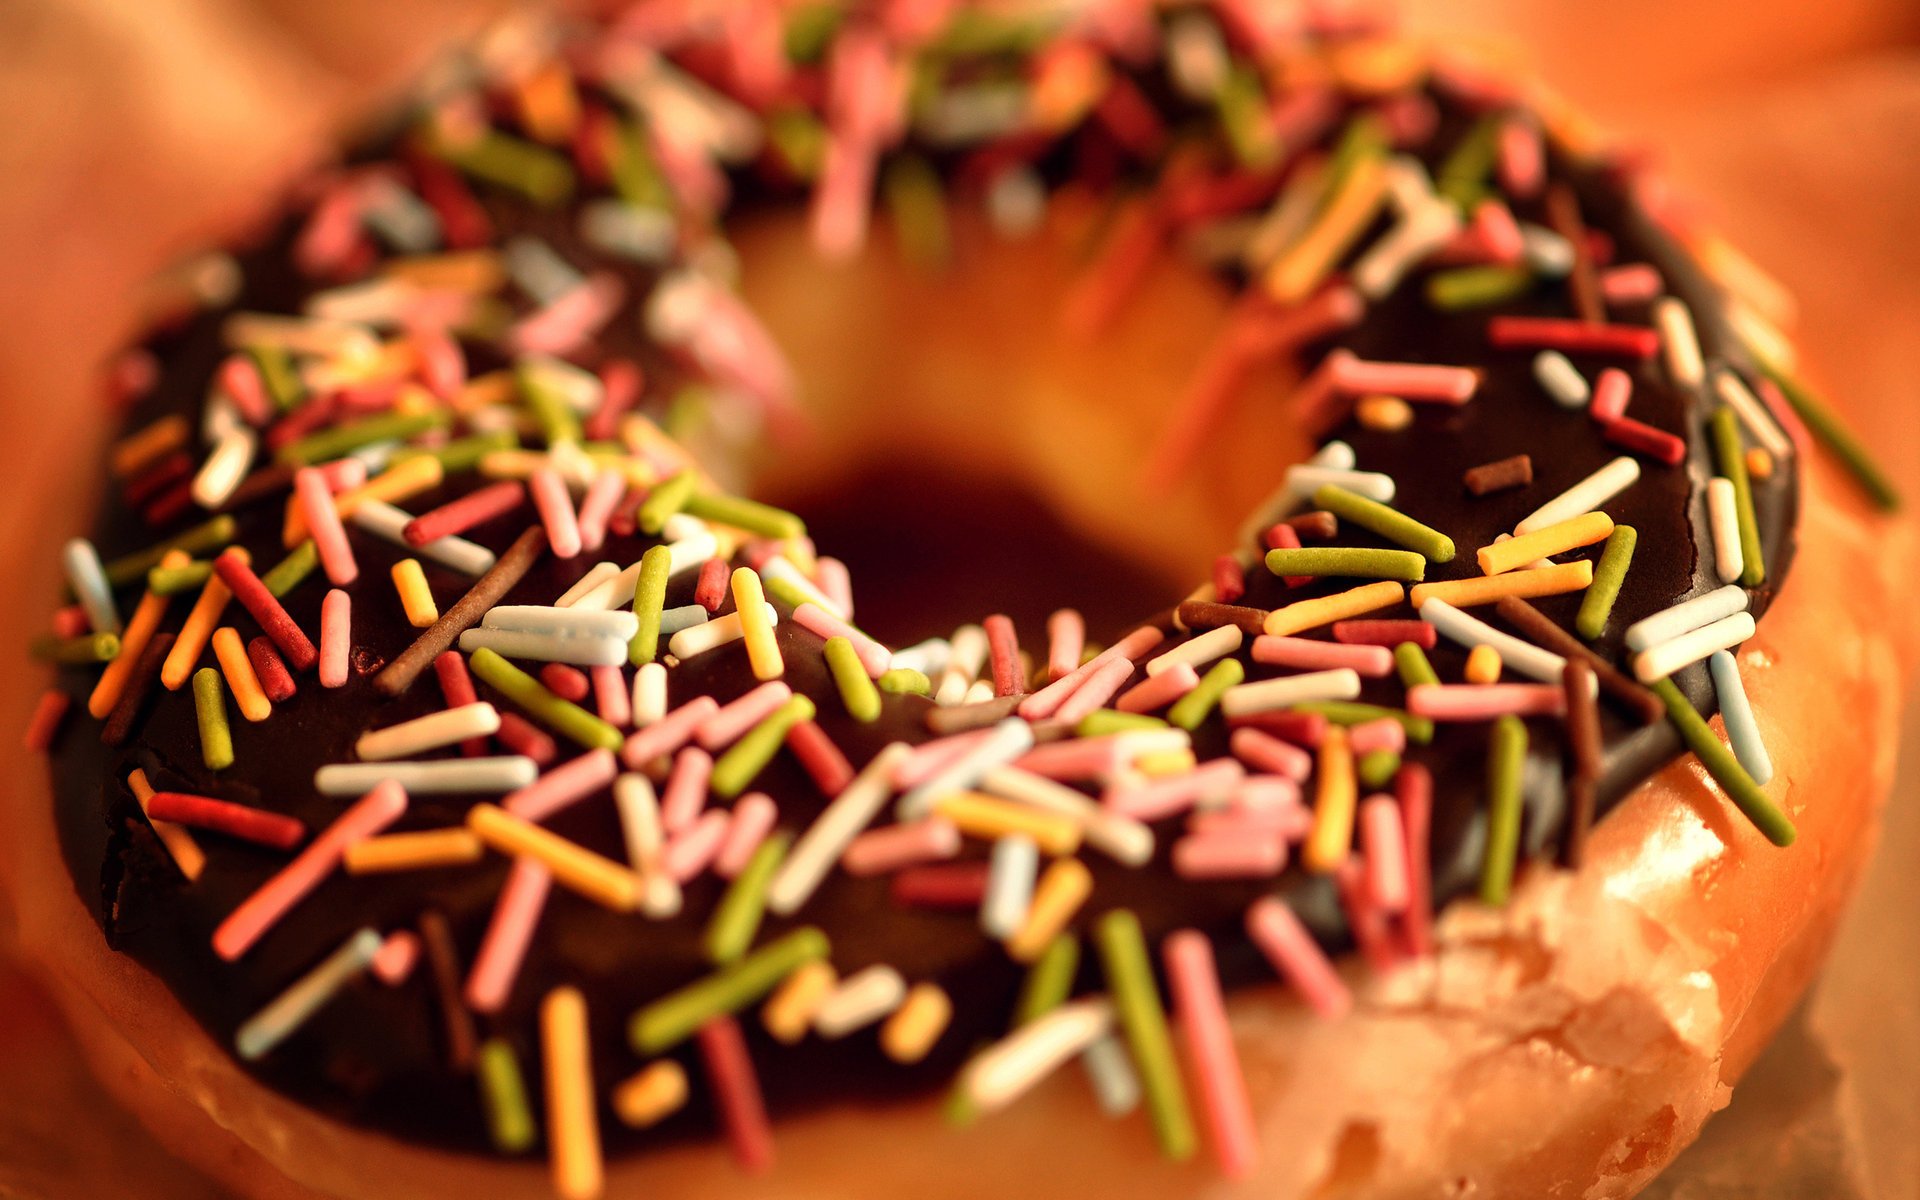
[41,82,1797,1157]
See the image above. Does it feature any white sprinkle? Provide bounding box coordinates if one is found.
[355,702,500,761]
[897,719,1036,821]
[1519,224,1575,277]
[555,562,621,607]
[1421,597,1577,688]
[349,499,495,575]
[235,928,382,1061]
[659,605,710,637]
[1080,1033,1142,1116]
[981,835,1039,940]
[483,605,639,641]
[1713,370,1793,460]
[768,743,911,917]
[190,425,257,510]
[978,766,1154,867]
[1284,464,1395,505]
[1515,457,1640,535]
[1532,350,1589,409]
[1219,669,1361,718]
[1634,612,1754,682]
[666,603,777,661]
[1655,296,1705,389]
[889,638,952,677]
[1624,584,1750,653]
[1707,478,1744,583]
[935,624,990,707]
[1351,199,1459,300]
[964,998,1114,1114]
[813,965,907,1039]
[631,662,668,727]
[315,757,536,796]
[763,555,842,616]
[1710,650,1773,785]
[1146,624,1242,678]
[458,627,630,667]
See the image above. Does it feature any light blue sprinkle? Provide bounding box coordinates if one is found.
[236,928,383,1061]
[1709,651,1773,785]
[62,538,121,636]
[980,835,1039,940]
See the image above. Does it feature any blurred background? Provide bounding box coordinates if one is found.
[1,0,1917,1195]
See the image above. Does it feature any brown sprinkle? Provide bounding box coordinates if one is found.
[1494,596,1664,725]
[419,909,478,1072]
[1545,183,1605,325]
[1560,658,1601,867]
[373,525,547,697]
[101,631,175,748]
[1282,510,1338,540]
[1462,454,1533,497]
[1176,600,1270,636]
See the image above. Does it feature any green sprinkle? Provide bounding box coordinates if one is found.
[630,927,829,1053]
[1393,642,1439,689]
[474,1038,536,1153]
[1077,709,1167,737]
[762,574,814,612]
[437,129,574,207]
[608,120,672,211]
[146,560,213,596]
[517,362,584,448]
[275,411,449,467]
[1426,264,1534,311]
[1216,66,1279,168]
[712,697,816,799]
[261,540,319,599]
[32,632,120,664]
[783,2,844,62]
[393,430,517,475]
[1480,715,1527,906]
[1167,658,1244,731]
[1651,679,1796,846]
[662,387,708,442]
[1322,113,1390,205]
[468,647,621,751]
[1358,749,1401,791]
[681,494,806,540]
[765,108,828,179]
[247,344,304,412]
[704,834,791,965]
[103,515,237,588]
[628,545,672,667]
[1436,115,1502,212]
[883,155,950,267]
[1264,546,1425,582]
[636,471,694,537]
[1312,484,1454,562]
[879,668,931,696]
[1015,935,1080,1026]
[824,637,882,723]
[1094,910,1196,1161]
[1755,355,1899,511]
[1709,408,1765,586]
[929,8,1051,55]
[1575,525,1637,640]
[1292,700,1434,746]
[193,667,233,771]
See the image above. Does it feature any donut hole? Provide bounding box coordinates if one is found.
[732,201,1312,644]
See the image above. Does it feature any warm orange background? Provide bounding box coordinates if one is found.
[0,2,1916,1195]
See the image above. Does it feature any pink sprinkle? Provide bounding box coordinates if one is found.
[496,712,557,765]
[1360,795,1410,913]
[1245,897,1351,1019]
[50,605,89,639]
[811,129,879,260]
[1590,367,1633,424]
[1210,556,1245,604]
[695,558,730,613]
[293,179,365,277]
[815,557,854,618]
[583,359,642,442]
[662,808,730,883]
[792,604,889,677]
[697,682,792,752]
[1599,263,1664,306]
[591,665,631,727]
[1488,317,1661,359]
[1228,727,1312,782]
[1229,775,1306,814]
[983,614,1025,697]
[295,468,358,587]
[842,819,960,876]
[318,458,368,493]
[1172,830,1287,879]
[509,271,625,358]
[786,720,854,796]
[529,468,582,560]
[23,690,70,753]
[1347,718,1406,757]
[1408,683,1566,721]
[1186,805,1294,839]
[1251,635,1392,677]
[1013,735,1131,782]
[714,793,779,879]
[1045,609,1085,682]
[1103,759,1245,822]
[1471,199,1526,265]
[411,328,467,400]
[217,355,273,426]
[1331,619,1434,650]
[896,730,995,789]
[539,663,590,704]
[573,468,627,554]
[1115,663,1198,714]
[1328,357,1478,405]
[660,747,715,833]
[465,859,552,1013]
[212,781,407,961]
[620,696,720,768]
[1337,860,1400,974]
[372,930,420,986]
[1496,117,1544,200]
[1051,655,1135,726]
[698,1016,775,1174]
[503,748,617,823]
[1395,765,1435,958]
[1164,931,1258,1178]
[1020,625,1162,721]
[319,589,351,689]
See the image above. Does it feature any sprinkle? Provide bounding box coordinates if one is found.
[23,690,70,752]
[814,964,907,1039]
[1115,664,1200,714]
[1265,153,1387,304]
[1589,367,1633,424]
[466,860,552,1013]
[694,557,729,612]
[1603,415,1687,466]
[100,632,174,747]
[706,833,789,964]
[1286,462,1396,504]
[963,998,1113,1115]
[1493,597,1661,723]
[276,409,448,468]
[351,499,497,575]
[732,568,784,681]
[1461,454,1533,498]
[1710,407,1766,586]
[1570,524,1636,640]
[525,468,582,560]
[1561,659,1602,868]
[145,561,214,596]
[696,1014,778,1174]
[541,987,603,1200]
[504,749,618,823]
[1229,727,1313,781]
[384,559,435,628]
[405,480,526,546]
[459,627,630,667]
[475,1039,537,1152]
[214,549,316,672]
[1515,456,1640,535]
[1599,263,1663,305]
[1328,357,1479,405]
[1161,657,1240,730]
[537,664,590,705]
[630,927,830,1053]
[897,718,1036,820]
[589,665,630,727]
[712,696,815,799]
[261,541,319,598]
[933,792,1080,856]
[293,467,358,586]
[214,781,406,960]
[469,647,622,751]
[89,550,185,717]
[1713,370,1794,462]
[1634,612,1755,682]
[1300,724,1357,872]
[1625,583,1751,652]
[315,758,536,796]
[415,910,477,1071]
[468,804,642,911]
[1463,642,1503,686]
[1747,447,1775,480]
[125,769,204,880]
[344,828,485,874]
[247,638,295,703]
[101,515,237,588]
[715,794,780,880]
[1708,650,1772,786]
[1410,559,1593,609]
[1488,316,1660,358]
[1173,829,1286,879]
[1409,682,1565,720]
[631,662,668,726]
[1653,296,1705,388]
[191,668,233,770]
[634,471,695,535]
[1264,581,1404,637]
[620,696,719,769]
[612,1060,688,1129]
[1652,679,1795,846]
[162,558,237,691]
[765,742,909,914]
[1220,668,1361,720]
[1252,636,1393,680]
[1478,513,1613,579]
[1393,640,1441,689]
[1164,931,1257,1178]
[873,982,950,1066]
[1532,350,1589,409]
[1426,264,1533,310]
[1046,610,1085,680]
[762,960,838,1045]
[981,834,1040,940]
[1264,544,1428,583]
[1095,909,1197,1160]
[792,604,890,677]
[235,928,382,1060]
[683,494,806,541]
[626,544,672,666]
[662,809,730,883]
[317,588,351,688]
[1706,478,1744,584]
[1421,597,1567,685]
[32,633,119,664]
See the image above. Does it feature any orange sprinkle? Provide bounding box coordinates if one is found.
[89,549,188,718]
[212,627,271,721]
[163,549,246,691]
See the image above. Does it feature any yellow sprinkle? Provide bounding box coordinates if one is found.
[541,987,602,1200]
[468,805,644,912]
[451,368,518,414]
[1356,394,1414,432]
[1264,153,1389,304]
[393,558,439,628]
[612,1060,688,1129]
[479,448,548,480]
[344,828,485,874]
[881,983,953,1064]
[762,960,837,1044]
[1304,726,1356,873]
[1746,446,1774,481]
[163,548,245,691]
[128,768,205,882]
[1464,643,1503,686]
[1409,560,1593,609]
[284,454,444,547]
[1133,748,1197,778]
[1476,511,1613,575]
[211,627,271,722]
[1006,858,1095,963]
[1263,580,1405,637]
[732,567,784,682]
[383,250,505,294]
[932,793,1083,857]
[392,382,440,417]
[111,414,188,479]
[1326,35,1430,94]
[90,549,189,719]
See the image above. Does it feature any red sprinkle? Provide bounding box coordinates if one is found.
[584,359,643,442]
[214,549,317,671]
[404,480,526,546]
[1211,555,1245,604]
[50,605,90,639]
[1264,523,1310,587]
[23,690,70,752]
[218,354,274,426]
[1487,317,1660,359]
[1394,763,1434,959]
[786,719,853,796]
[1224,710,1328,746]
[247,637,297,703]
[890,861,991,909]
[434,650,490,756]
[496,712,557,765]
[538,663,591,704]
[122,451,193,508]
[983,614,1025,697]
[1602,416,1686,465]
[698,1016,775,1174]
[146,792,306,851]
[142,480,196,527]
[695,558,730,613]
[1331,619,1436,650]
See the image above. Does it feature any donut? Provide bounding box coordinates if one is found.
[11,3,1915,1198]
